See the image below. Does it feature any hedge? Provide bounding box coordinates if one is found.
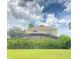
[7,35,71,49]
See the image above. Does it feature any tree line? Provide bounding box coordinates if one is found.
[7,35,71,49]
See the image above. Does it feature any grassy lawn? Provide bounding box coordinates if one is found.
[7,49,71,59]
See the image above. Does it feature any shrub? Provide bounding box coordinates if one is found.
[58,35,71,49]
[7,35,71,49]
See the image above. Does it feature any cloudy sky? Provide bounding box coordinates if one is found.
[7,0,71,36]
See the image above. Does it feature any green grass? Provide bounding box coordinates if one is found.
[7,49,71,59]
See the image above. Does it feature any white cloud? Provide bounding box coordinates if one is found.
[45,13,57,27]
[58,19,67,24]
[58,18,70,26]
[7,0,71,36]
[8,0,42,20]
[64,0,71,12]
[65,3,71,12]
[41,6,44,11]
[7,0,43,29]
[36,13,58,27]
[58,28,71,36]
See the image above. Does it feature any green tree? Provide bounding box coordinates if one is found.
[8,27,25,38]
[69,22,71,29]
[58,35,71,49]
[29,23,34,28]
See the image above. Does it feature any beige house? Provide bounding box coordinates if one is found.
[26,25,57,36]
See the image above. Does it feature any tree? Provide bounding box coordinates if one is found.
[69,22,71,29]
[29,23,34,28]
[8,27,25,38]
[58,35,71,49]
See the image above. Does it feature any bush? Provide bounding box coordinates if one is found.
[8,27,25,38]
[7,35,71,49]
[58,35,71,49]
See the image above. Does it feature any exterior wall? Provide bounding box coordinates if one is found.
[51,29,57,36]
[26,28,34,34]
[26,26,57,36]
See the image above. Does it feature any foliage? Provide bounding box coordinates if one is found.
[29,23,34,28]
[69,22,71,29]
[58,35,71,49]
[7,35,71,49]
[8,27,25,38]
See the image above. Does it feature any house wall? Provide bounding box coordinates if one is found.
[26,26,57,36]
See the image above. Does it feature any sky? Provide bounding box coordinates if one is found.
[7,0,71,36]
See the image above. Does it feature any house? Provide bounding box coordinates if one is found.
[26,25,57,36]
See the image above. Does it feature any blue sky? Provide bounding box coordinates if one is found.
[7,0,71,36]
